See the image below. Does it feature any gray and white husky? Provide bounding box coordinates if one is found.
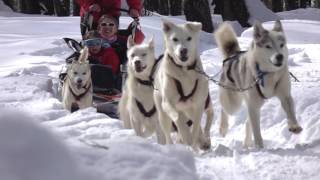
[119,36,164,142]
[61,47,92,112]
[214,20,302,148]
[153,19,214,150]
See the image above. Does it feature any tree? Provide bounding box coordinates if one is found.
[312,0,320,7]
[219,0,250,27]
[158,0,169,15]
[52,0,68,16]
[169,0,182,16]
[2,0,16,10]
[211,0,223,14]
[300,0,311,8]
[143,0,159,12]
[184,0,214,32]
[262,0,273,9]
[285,0,299,10]
[70,0,80,16]
[272,0,283,12]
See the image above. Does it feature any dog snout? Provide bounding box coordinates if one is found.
[276,54,283,62]
[180,48,188,57]
[275,54,283,66]
[134,60,141,67]
[77,79,82,84]
[134,60,144,72]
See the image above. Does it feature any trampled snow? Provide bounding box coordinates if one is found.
[0,3,320,180]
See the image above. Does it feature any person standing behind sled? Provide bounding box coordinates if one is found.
[76,0,142,37]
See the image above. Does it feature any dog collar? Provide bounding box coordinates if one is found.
[168,54,197,70]
[135,78,153,86]
[135,55,163,87]
[255,63,268,87]
[69,82,92,101]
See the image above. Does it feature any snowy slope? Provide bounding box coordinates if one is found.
[1,4,320,180]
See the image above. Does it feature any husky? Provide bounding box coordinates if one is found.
[118,36,165,142]
[153,20,214,150]
[61,47,93,112]
[214,20,302,148]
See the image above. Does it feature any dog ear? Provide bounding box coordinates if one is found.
[253,21,267,41]
[185,22,202,33]
[148,37,154,50]
[273,20,283,32]
[78,47,89,63]
[127,35,135,49]
[162,19,175,33]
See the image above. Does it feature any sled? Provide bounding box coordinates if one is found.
[60,18,145,117]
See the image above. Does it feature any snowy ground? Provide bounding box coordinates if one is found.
[1,3,320,180]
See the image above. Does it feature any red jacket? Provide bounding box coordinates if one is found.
[76,0,141,23]
[90,47,120,74]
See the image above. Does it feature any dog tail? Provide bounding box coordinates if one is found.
[78,47,89,63]
[214,23,240,59]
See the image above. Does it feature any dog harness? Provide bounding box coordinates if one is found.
[134,55,164,118]
[69,82,92,101]
[223,51,269,99]
[223,51,247,84]
[255,63,268,99]
[174,78,199,102]
[135,98,157,118]
[135,54,163,86]
[167,54,200,102]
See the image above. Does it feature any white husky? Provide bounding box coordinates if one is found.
[153,20,214,150]
[61,47,92,112]
[119,36,165,142]
[214,20,302,148]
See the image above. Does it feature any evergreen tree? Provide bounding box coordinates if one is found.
[184,0,214,32]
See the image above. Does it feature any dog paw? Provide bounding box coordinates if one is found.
[289,124,303,134]
[199,141,211,151]
[243,137,253,149]
[71,103,79,113]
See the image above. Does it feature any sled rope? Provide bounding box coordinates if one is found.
[194,66,300,92]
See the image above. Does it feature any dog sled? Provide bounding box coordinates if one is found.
[60,17,145,117]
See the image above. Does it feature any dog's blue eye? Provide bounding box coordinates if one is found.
[265,45,272,49]
[173,38,178,42]
[187,37,192,41]
[280,44,284,48]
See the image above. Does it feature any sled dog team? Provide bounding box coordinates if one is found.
[63,19,303,150]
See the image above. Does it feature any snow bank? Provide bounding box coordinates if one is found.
[245,0,279,24]
[0,1,12,12]
[278,8,320,21]
[0,108,99,180]
[241,20,320,44]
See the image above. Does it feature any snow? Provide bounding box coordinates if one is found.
[244,0,279,24]
[1,3,320,180]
